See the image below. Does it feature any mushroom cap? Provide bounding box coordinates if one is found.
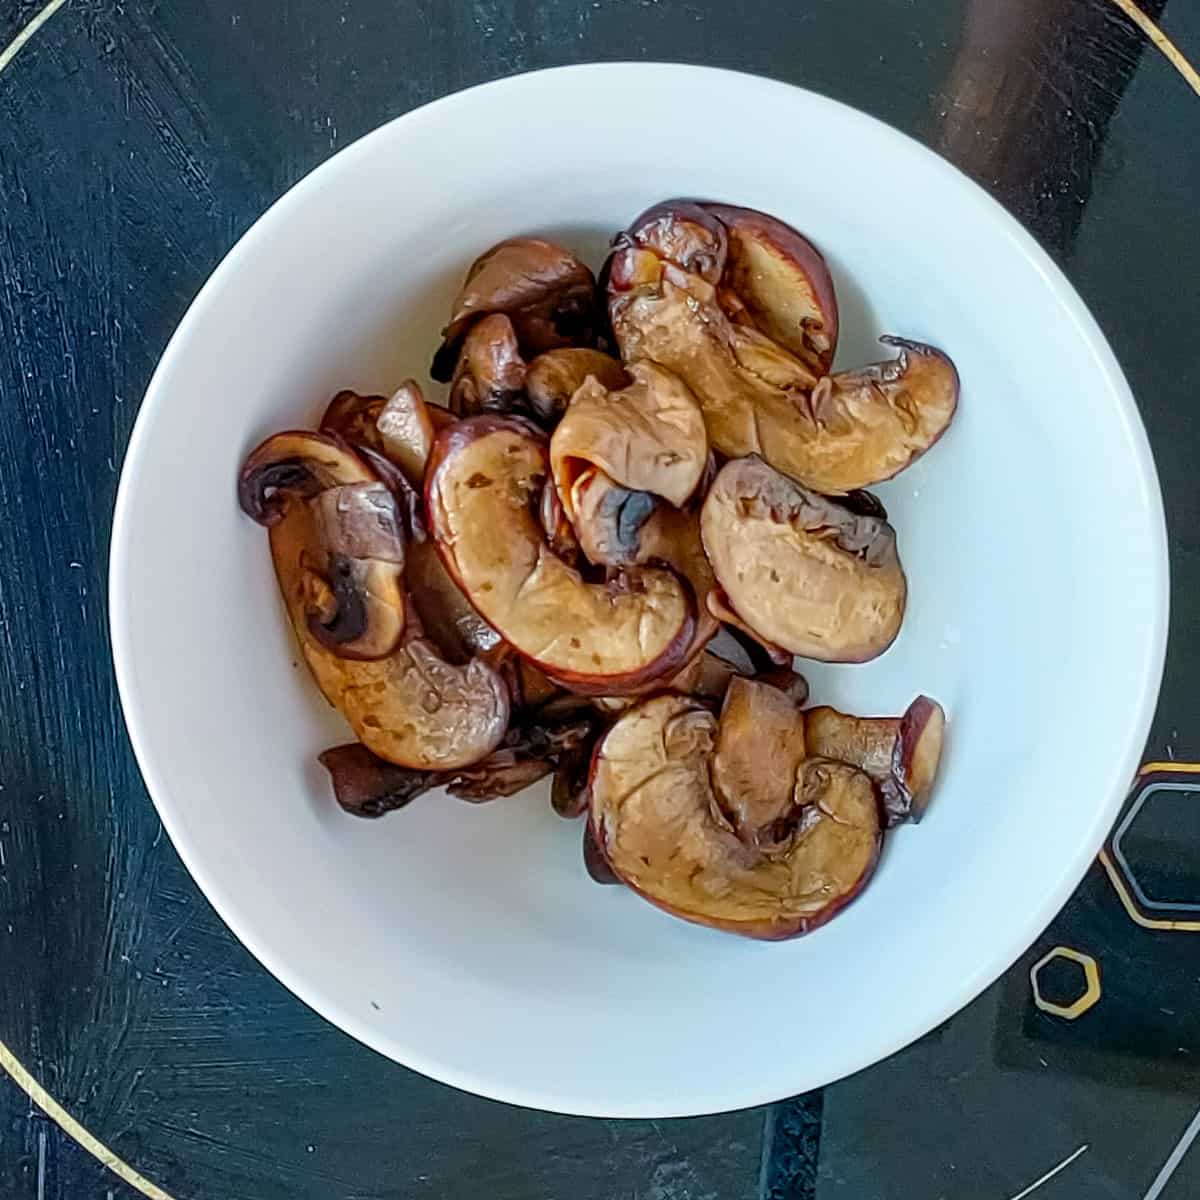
[433,237,598,381]
[425,415,696,695]
[239,432,408,660]
[700,456,907,662]
[270,502,509,770]
[589,695,881,939]
[238,430,375,526]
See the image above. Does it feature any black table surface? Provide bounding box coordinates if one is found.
[2,2,1199,1198]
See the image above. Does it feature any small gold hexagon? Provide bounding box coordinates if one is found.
[1030,946,1101,1020]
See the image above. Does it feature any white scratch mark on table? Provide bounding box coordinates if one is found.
[1144,1104,1200,1199]
[1008,1143,1089,1200]
[0,0,70,77]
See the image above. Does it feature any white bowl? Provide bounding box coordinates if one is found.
[110,64,1168,1117]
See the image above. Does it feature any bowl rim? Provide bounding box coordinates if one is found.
[109,61,1169,1117]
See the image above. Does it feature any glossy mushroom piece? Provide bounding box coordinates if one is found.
[806,696,946,825]
[711,677,808,846]
[609,200,957,492]
[525,348,628,425]
[789,337,959,494]
[588,695,881,939]
[320,382,453,489]
[701,456,906,662]
[425,415,695,695]
[320,708,596,816]
[609,241,818,460]
[432,237,599,381]
[448,313,528,418]
[268,498,510,770]
[550,361,707,520]
[701,202,839,375]
[239,432,406,660]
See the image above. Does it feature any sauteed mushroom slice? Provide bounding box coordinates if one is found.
[806,696,946,825]
[589,696,881,939]
[701,456,906,662]
[425,415,695,695]
[433,237,599,380]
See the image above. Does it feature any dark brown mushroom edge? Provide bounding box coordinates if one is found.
[239,211,955,940]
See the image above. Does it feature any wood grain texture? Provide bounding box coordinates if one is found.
[1,0,1197,1197]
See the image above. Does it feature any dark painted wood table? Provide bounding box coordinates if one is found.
[1,2,1198,1197]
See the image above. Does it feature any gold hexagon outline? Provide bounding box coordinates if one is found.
[1030,947,1101,1020]
[1102,762,1200,933]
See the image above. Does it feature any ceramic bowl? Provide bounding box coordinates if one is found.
[110,64,1168,1117]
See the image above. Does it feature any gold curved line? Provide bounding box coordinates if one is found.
[0,0,70,76]
[1107,0,1200,98]
[1141,761,1200,777]
[1100,849,1200,932]
[0,1038,176,1199]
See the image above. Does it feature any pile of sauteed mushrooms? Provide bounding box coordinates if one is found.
[239,201,956,940]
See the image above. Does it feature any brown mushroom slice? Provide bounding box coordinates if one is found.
[321,710,596,816]
[320,383,453,487]
[375,382,451,483]
[319,743,438,818]
[452,710,595,802]
[448,313,528,417]
[666,647,749,702]
[552,744,594,818]
[238,434,408,660]
[701,457,906,662]
[550,361,707,518]
[638,505,721,660]
[797,337,960,493]
[589,696,881,939]
[320,390,388,451]
[609,266,817,460]
[711,678,807,845]
[303,482,407,659]
[238,430,376,526]
[610,233,952,492]
[448,755,554,802]
[805,696,946,826]
[513,659,563,711]
[621,199,728,284]
[270,503,509,769]
[404,539,503,664]
[526,348,629,424]
[425,415,695,695]
[432,237,599,381]
[701,203,839,374]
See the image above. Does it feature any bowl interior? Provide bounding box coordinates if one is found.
[111,65,1166,1116]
